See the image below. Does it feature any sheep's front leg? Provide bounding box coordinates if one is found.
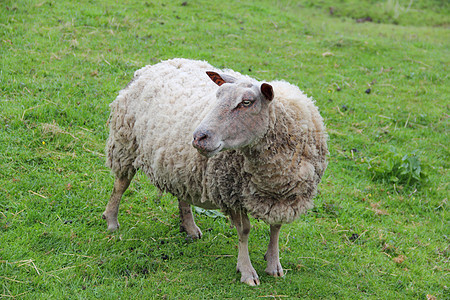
[178,200,202,239]
[102,174,134,231]
[264,224,284,277]
[230,209,260,286]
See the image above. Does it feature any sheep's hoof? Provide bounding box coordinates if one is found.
[237,266,260,286]
[107,223,119,232]
[180,224,202,239]
[265,265,284,277]
[240,273,260,286]
[102,213,119,232]
[264,253,284,277]
[242,276,260,286]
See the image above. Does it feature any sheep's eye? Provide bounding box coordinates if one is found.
[241,99,252,107]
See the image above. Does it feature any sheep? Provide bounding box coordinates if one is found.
[103,58,328,286]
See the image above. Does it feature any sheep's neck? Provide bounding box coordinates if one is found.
[240,107,302,198]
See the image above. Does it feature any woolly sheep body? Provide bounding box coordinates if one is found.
[104,58,328,285]
[107,59,220,209]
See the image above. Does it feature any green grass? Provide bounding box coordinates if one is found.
[1,0,448,298]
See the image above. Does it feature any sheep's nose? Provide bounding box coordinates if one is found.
[192,131,209,149]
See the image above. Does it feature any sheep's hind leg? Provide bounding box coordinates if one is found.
[264,224,284,277]
[230,209,260,286]
[102,174,135,231]
[178,200,202,239]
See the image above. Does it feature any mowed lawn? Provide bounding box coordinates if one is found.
[0,0,448,299]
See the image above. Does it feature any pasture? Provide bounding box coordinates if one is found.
[0,0,448,298]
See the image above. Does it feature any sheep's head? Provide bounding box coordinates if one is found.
[192,71,274,157]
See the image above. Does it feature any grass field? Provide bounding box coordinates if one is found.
[1,0,449,299]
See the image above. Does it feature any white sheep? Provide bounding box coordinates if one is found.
[103,58,328,286]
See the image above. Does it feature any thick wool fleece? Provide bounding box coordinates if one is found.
[106,58,328,224]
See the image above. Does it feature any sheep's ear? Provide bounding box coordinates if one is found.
[206,71,236,86]
[261,83,274,101]
[206,71,226,86]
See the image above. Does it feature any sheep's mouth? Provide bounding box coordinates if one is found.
[195,143,224,158]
